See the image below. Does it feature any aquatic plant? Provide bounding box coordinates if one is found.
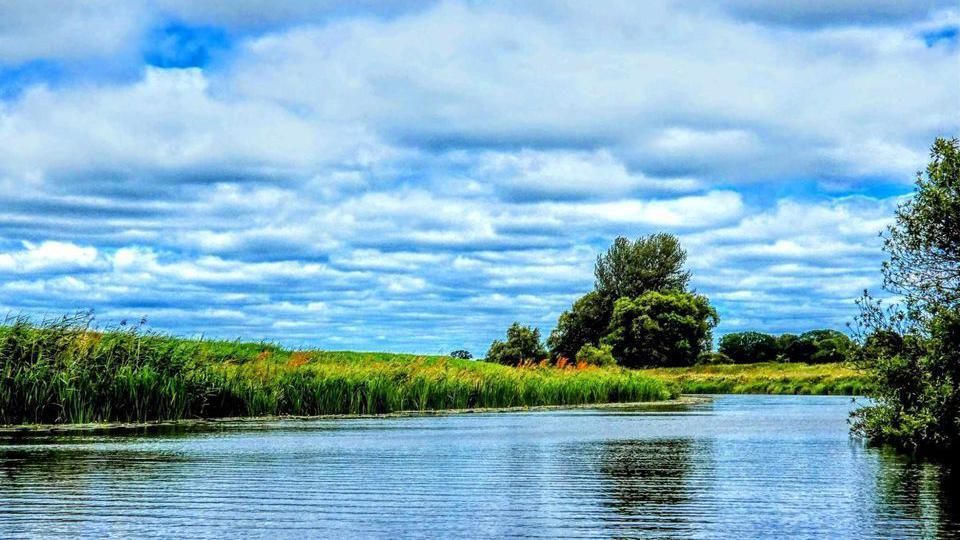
[0,315,674,425]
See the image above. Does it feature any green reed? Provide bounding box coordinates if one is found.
[0,316,674,425]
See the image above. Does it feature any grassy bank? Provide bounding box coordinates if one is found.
[0,318,674,425]
[639,362,870,395]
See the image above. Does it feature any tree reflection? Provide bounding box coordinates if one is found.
[873,449,960,537]
[599,437,705,533]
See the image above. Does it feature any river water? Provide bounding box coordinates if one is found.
[0,395,956,539]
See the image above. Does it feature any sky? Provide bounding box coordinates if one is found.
[0,0,957,355]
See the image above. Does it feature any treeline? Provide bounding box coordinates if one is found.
[486,234,856,369]
[716,330,853,365]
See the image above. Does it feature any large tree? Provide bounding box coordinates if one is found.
[547,233,694,361]
[853,137,960,455]
[594,233,691,303]
[603,290,718,368]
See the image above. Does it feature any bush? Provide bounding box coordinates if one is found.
[603,290,718,368]
[718,332,778,364]
[696,351,732,365]
[853,309,960,453]
[485,322,548,365]
[576,343,616,367]
[449,349,473,360]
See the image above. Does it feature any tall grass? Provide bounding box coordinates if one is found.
[0,316,674,425]
[638,362,871,395]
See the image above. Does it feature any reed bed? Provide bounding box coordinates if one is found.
[638,362,871,395]
[0,317,674,425]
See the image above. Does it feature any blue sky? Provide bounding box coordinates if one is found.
[0,1,957,355]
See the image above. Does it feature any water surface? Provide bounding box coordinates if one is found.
[0,395,956,538]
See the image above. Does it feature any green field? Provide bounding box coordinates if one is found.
[639,362,870,395]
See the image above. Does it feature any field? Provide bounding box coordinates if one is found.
[639,362,870,395]
[0,318,674,425]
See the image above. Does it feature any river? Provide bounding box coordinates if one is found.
[0,395,956,538]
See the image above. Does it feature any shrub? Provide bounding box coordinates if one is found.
[485,322,548,365]
[603,290,718,368]
[576,343,616,367]
[718,332,779,364]
[449,349,473,360]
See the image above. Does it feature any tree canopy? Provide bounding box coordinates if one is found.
[594,233,691,303]
[882,137,960,315]
[603,290,718,368]
[486,322,548,365]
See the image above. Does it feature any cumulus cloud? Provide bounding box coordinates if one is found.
[0,1,955,353]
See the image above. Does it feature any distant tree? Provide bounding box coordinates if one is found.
[718,332,779,364]
[775,333,798,360]
[576,343,616,367]
[595,234,691,303]
[547,291,609,360]
[449,349,473,360]
[603,290,718,368]
[486,323,548,365]
[801,329,855,364]
[777,329,854,364]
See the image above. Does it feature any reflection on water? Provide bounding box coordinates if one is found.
[873,449,960,538]
[601,439,695,508]
[0,395,956,539]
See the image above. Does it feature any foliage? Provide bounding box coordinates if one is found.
[718,332,779,364]
[775,334,797,359]
[594,233,690,303]
[576,343,617,367]
[639,362,869,396]
[852,137,960,455]
[449,349,473,360]
[603,290,718,368]
[853,309,960,454]
[544,233,715,368]
[547,291,609,360]
[485,322,548,365]
[0,316,675,425]
[775,329,856,364]
[881,137,960,315]
[799,330,855,364]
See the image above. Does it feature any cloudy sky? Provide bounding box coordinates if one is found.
[0,1,957,354]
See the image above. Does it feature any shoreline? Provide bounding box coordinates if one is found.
[0,396,710,435]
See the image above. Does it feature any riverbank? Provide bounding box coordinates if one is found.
[1,319,869,427]
[0,396,711,435]
[639,362,870,395]
[0,319,674,425]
